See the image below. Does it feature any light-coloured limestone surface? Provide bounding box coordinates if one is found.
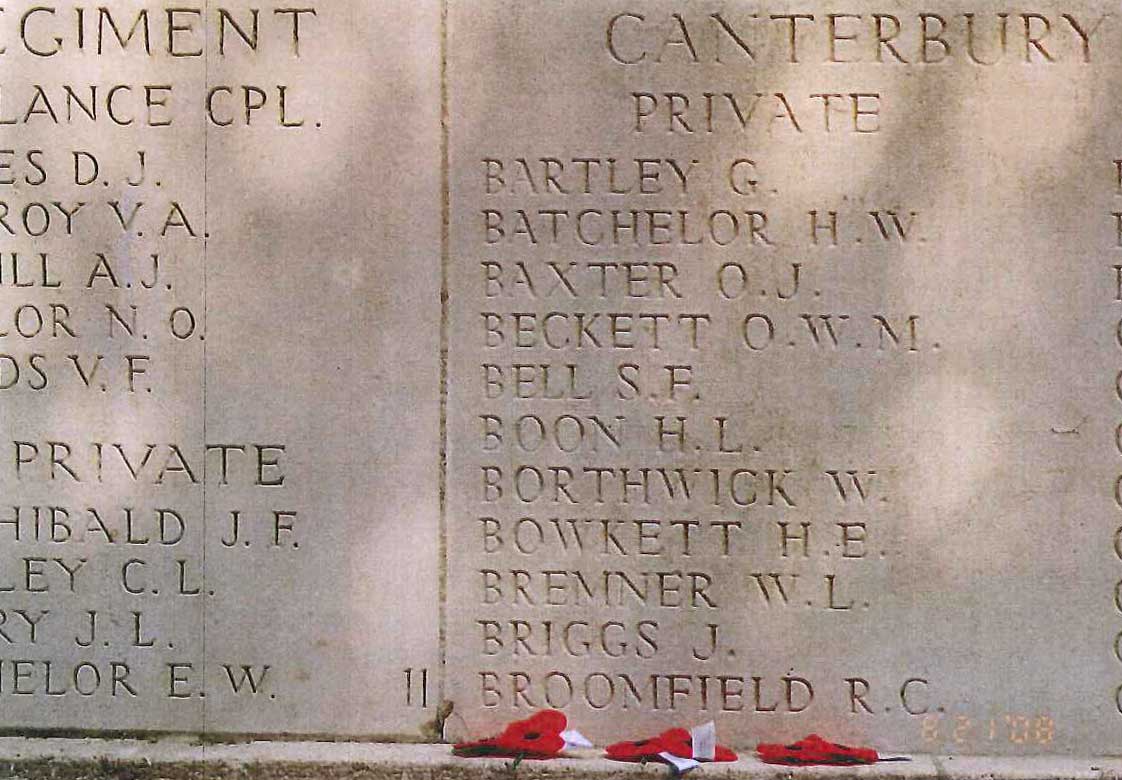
[0,2,442,737]
[0,740,1115,780]
[5,0,1122,762]
[444,0,1122,757]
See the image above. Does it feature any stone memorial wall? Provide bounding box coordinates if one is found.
[0,0,1120,759]
[0,0,442,738]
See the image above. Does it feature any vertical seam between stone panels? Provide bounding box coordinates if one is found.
[438,0,451,723]
[201,0,210,739]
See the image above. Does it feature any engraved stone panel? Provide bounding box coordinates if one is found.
[0,1,442,736]
[10,0,1122,756]
[444,0,1122,755]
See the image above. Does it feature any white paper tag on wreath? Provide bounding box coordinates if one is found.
[561,729,593,750]
[690,721,717,761]
[659,752,701,774]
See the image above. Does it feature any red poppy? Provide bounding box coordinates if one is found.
[756,734,880,766]
[605,735,669,762]
[605,727,737,764]
[454,710,567,759]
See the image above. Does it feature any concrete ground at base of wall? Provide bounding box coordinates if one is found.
[0,742,1116,780]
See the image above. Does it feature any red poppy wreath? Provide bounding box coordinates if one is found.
[757,734,907,766]
[453,710,590,760]
[605,721,736,773]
